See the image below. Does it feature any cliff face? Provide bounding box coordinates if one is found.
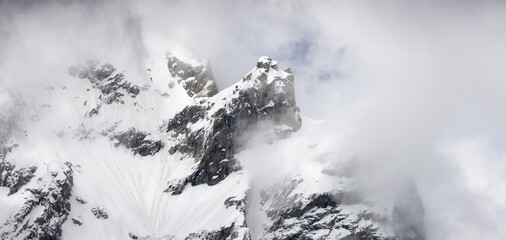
[0,53,424,240]
[165,56,301,194]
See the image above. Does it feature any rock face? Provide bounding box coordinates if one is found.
[0,162,73,240]
[165,56,301,194]
[167,53,219,98]
[258,177,426,240]
[0,159,37,195]
[1,138,73,240]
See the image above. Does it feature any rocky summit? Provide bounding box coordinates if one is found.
[0,53,424,240]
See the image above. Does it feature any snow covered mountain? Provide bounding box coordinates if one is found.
[0,52,425,240]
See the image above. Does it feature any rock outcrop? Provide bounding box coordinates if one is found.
[167,53,219,98]
[0,162,74,240]
[165,56,301,194]
[69,60,141,117]
[0,160,37,195]
[258,176,426,240]
[112,128,163,156]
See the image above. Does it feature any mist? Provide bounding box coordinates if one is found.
[2,0,506,239]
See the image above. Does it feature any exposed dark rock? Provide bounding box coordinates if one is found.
[265,190,344,239]
[164,178,187,195]
[128,85,140,96]
[111,128,163,156]
[129,232,139,239]
[75,196,87,204]
[104,91,125,104]
[88,104,101,117]
[0,160,37,195]
[91,207,108,219]
[94,63,115,81]
[167,54,219,98]
[136,140,163,156]
[275,193,338,220]
[224,196,245,210]
[71,218,82,226]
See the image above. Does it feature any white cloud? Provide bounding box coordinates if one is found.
[1,0,506,239]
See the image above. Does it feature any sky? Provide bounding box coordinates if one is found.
[1,0,506,239]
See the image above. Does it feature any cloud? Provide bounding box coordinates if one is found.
[1,0,506,239]
[0,0,149,89]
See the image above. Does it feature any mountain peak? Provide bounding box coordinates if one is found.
[163,56,301,195]
[256,56,277,71]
